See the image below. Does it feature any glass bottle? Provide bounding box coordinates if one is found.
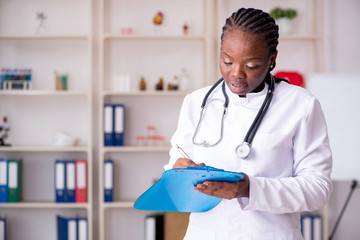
[140,76,146,91]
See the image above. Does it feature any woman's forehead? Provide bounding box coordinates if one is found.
[221,30,270,58]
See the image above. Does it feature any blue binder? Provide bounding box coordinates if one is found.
[104,104,114,146]
[134,166,244,212]
[65,160,76,202]
[113,104,125,146]
[0,159,8,203]
[0,218,6,240]
[55,160,66,203]
[77,217,88,240]
[104,160,114,202]
[57,216,77,240]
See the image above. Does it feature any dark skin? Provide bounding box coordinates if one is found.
[173,29,277,200]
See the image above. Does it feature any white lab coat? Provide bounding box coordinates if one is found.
[165,80,333,240]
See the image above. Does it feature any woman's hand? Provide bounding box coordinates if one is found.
[172,158,205,169]
[194,173,250,199]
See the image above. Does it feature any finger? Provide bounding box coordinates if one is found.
[195,182,240,199]
[173,158,198,169]
[195,183,230,199]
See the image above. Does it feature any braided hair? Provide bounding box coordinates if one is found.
[221,8,279,70]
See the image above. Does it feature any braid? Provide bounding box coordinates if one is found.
[221,8,279,54]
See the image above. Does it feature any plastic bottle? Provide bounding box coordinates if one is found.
[179,68,190,91]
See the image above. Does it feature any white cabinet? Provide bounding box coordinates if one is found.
[0,0,93,239]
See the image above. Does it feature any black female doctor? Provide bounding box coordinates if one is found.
[165,7,332,240]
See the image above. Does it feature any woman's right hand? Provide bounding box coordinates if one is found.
[172,158,205,169]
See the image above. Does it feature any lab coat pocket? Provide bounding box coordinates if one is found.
[183,224,216,240]
[249,133,293,177]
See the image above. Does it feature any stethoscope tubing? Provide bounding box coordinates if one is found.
[192,74,275,158]
[244,75,275,144]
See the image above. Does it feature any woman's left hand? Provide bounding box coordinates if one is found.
[194,173,250,199]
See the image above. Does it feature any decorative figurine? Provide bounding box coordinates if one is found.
[36,12,46,34]
[183,21,189,35]
[153,11,164,34]
[0,116,11,146]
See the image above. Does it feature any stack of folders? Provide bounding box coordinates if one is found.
[104,160,114,202]
[104,104,125,146]
[57,216,87,240]
[0,218,6,240]
[301,213,322,240]
[0,159,22,203]
[55,160,87,203]
[145,214,164,240]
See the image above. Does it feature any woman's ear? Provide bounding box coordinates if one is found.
[269,50,278,72]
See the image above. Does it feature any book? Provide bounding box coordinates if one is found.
[57,216,77,240]
[75,159,87,203]
[57,216,88,240]
[145,214,164,240]
[55,160,66,202]
[65,160,76,202]
[104,104,114,146]
[104,160,114,202]
[7,159,22,202]
[0,218,6,240]
[0,159,8,203]
[77,217,88,240]
[113,104,125,146]
[301,213,322,240]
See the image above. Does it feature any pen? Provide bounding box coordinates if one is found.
[175,144,192,160]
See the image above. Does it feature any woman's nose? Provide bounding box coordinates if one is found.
[231,65,245,79]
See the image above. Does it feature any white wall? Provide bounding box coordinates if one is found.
[324,0,360,73]
[322,1,360,239]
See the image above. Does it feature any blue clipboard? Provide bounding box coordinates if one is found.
[133,166,244,212]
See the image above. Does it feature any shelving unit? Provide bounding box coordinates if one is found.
[98,0,209,239]
[0,0,93,239]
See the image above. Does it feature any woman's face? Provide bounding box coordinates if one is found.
[219,30,277,96]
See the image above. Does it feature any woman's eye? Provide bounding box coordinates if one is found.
[246,65,259,70]
[224,61,232,66]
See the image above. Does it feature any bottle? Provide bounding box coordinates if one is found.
[179,68,190,91]
[172,75,179,90]
[156,77,164,91]
[139,76,146,91]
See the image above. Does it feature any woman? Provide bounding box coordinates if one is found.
[164,8,332,240]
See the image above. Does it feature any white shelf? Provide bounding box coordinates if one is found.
[103,34,206,41]
[0,146,90,153]
[102,201,135,209]
[0,90,89,96]
[102,146,170,153]
[102,90,189,97]
[0,35,90,40]
[0,202,90,209]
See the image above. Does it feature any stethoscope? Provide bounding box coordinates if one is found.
[192,74,275,159]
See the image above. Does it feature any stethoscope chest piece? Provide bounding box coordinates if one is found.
[236,142,251,159]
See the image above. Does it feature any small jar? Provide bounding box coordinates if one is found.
[136,136,145,146]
